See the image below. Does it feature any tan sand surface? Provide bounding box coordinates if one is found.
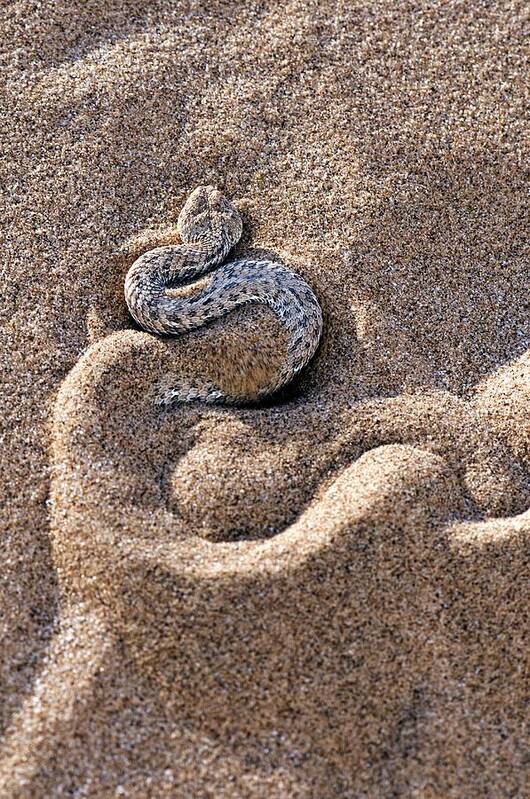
[1,1,529,796]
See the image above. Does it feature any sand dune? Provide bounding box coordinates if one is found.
[2,1,528,796]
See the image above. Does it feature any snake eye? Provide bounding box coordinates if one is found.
[208,188,224,206]
[187,185,212,213]
[195,190,209,209]
[212,192,231,213]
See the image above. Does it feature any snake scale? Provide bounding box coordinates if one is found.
[124,185,323,403]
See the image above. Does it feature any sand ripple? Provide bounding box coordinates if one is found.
[4,327,523,795]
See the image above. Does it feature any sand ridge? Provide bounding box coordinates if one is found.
[2,0,529,796]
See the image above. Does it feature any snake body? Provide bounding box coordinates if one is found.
[124,185,323,403]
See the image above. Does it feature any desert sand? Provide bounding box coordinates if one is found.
[1,1,529,796]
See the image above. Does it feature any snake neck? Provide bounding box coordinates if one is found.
[187,225,237,259]
[124,230,237,331]
[155,233,232,283]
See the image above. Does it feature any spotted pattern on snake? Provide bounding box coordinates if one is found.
[124,185,323,404]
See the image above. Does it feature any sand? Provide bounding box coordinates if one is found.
[1,1,529,796]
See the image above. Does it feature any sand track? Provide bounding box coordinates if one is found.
[3,326,522,796]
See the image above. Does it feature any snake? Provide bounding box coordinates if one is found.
[124,185,323,404]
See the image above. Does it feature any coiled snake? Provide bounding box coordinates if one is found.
[124,185,323,403]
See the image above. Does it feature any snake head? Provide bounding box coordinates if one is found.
[177,185,243,248]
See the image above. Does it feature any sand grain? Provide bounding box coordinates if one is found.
[1,1,529,796]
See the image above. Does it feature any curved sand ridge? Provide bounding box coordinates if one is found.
[3,320,524,795]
